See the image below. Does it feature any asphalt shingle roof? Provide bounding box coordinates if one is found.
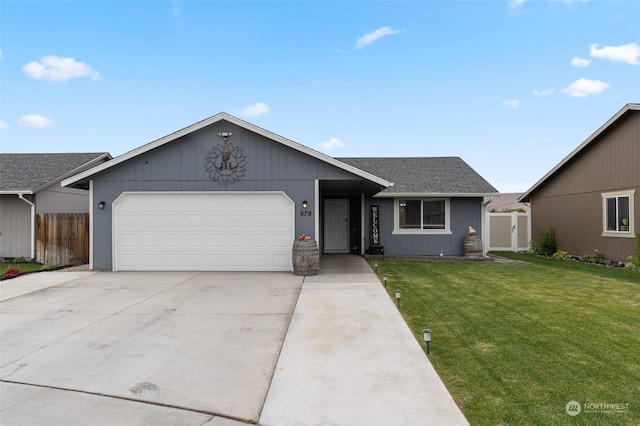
[0,153,110,193]
[337,157,498,195]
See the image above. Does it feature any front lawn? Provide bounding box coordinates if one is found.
[372,252,639,425]
[0,263,53,278]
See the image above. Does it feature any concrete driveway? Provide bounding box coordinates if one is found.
[1,271,302,425]
[1,257,468,425]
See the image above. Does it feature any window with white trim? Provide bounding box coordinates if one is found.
[602,190,635,237]
[395,198,451,234]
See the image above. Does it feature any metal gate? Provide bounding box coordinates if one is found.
[485,211,530,252]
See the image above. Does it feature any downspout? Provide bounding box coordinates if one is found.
[18,194,36,261]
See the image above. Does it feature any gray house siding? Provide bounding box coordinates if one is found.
[90,120,364,269]
[0,195,32,259]
[364,197,483,256]
[35,182,90,214]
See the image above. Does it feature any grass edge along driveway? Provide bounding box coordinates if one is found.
[372,252,639,426]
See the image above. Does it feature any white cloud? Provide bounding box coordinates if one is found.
[23,55,102,82]
[503,99,520,108]
[18,114,53,128]
[508,0,529,10]
[0,120,8,130]
[511,0,585,11]
[320,137,345,150]
[355,26,400,49]
[589,43,640,65]
[533,88,554,96]
[240,102,270,117]
[561,78,610,98]
[571,56,591,68]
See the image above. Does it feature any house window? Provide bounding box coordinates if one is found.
[602,190,635,237]
[396,198,450,234]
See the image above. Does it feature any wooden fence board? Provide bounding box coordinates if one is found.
[36,213,89,265]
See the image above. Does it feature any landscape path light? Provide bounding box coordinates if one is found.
[422,328,433,354]
[383,274,388,287]
[395,289,401,307]
[374,261,378,272]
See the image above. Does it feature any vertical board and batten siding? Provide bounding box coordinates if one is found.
[363,197,483,256]
[0,195,32,259]
[530,110,639,261]
[34,183,90,214]
[91,121,362,269]
[36,213,89,265]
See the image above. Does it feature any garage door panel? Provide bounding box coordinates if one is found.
[114,192,294,271]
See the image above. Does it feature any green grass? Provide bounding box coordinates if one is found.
[371,252,640,425]
[0,263,52,276]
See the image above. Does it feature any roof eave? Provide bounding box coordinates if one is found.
[35,153,112,193]
[373,191,498,198]
[62,114,391,189]
[0,191,33,195]
[519,103,640,202]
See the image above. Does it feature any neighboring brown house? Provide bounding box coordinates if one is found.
[519,103,639,262]
[0,153,111,262]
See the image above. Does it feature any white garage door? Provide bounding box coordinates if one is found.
[113,192,294,271]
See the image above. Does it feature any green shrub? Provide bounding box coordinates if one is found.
[531,228,557,256]
[582,254,595,263]
[551,250,568,259]
[626,232,640,270]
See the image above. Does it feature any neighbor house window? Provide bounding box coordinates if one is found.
[396,198,450,234]
[602,190,635,237]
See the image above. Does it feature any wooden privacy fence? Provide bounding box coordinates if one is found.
[485,211,531,252]
[36,213,89,265]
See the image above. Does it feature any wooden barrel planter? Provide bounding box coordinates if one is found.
[292,240,319,276]
[463,235,483,257]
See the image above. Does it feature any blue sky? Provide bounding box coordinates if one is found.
[1,0,639,193]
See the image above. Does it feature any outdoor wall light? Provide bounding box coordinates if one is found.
[395,289,401,307]
[98,201,105,209]
[422,329,433,354]
[302,200,308,209]
[218,131,232,140]
[383,273,388,287]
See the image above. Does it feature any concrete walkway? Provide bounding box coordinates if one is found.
[260,254,468,425]
[0,256,468,425]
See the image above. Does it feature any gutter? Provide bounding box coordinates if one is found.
[18,194,36,260]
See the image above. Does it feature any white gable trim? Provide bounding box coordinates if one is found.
[62,113,391,188]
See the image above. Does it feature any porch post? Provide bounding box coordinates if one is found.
[360,193,365,255]
[314,179,320,248]
[89,180,94,270]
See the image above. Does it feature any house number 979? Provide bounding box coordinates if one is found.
[300,211,312,216]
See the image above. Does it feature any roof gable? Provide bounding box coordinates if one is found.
[338,157,498,196]
[62,113,391,188]
[519,103,640,202]
[0,153,111,194]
